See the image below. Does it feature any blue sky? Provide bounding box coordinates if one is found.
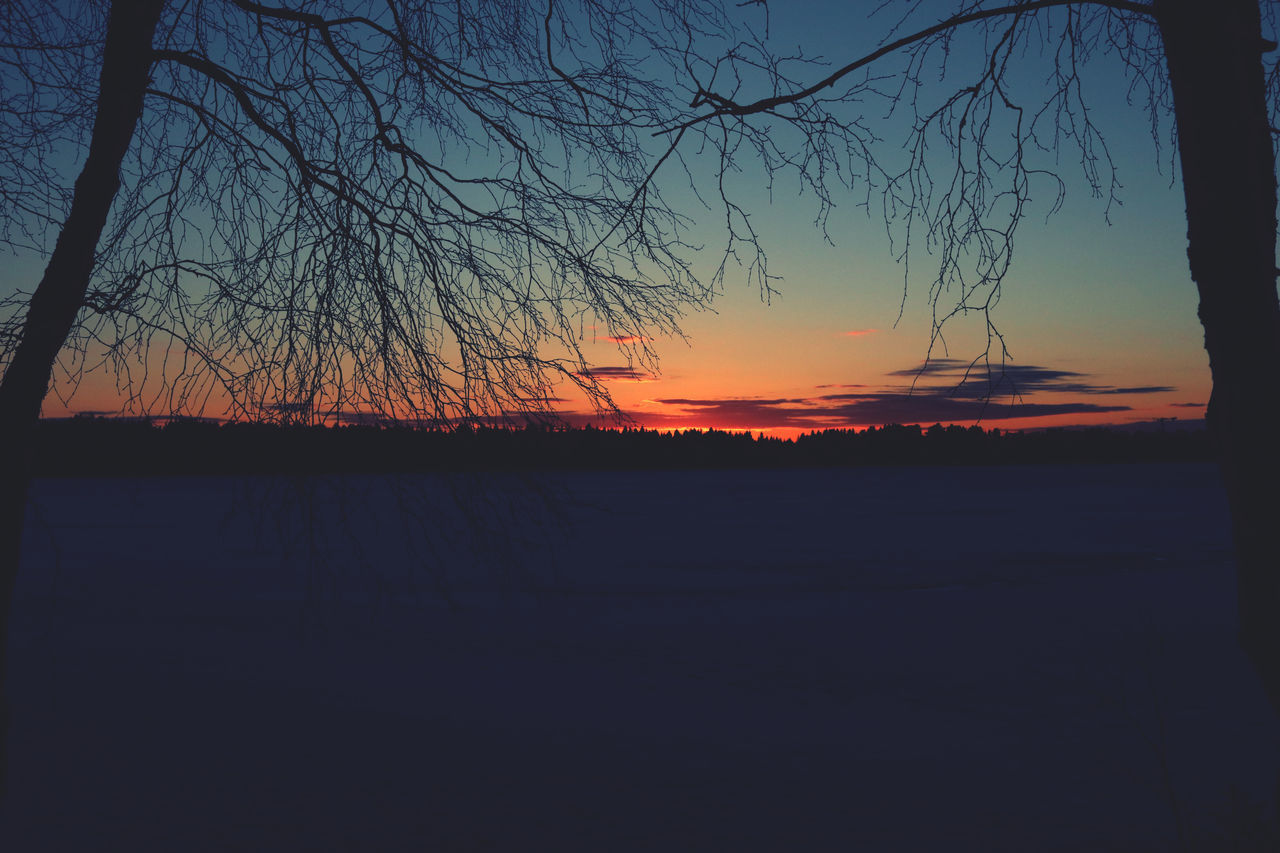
[561,0,1212,436]
[12,1,1225,434]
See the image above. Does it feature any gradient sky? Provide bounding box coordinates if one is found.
[25,1,1218,437]
[558,1,1212,438]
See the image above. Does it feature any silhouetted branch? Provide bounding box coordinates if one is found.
[673,0,1153,126]
[667,0,1173,393]
[3,1,744,427]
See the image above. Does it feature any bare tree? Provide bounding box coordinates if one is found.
[670,0,1280,710]
[7,0,1278,802]
[0,0,751,790]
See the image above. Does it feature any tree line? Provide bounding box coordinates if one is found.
[29,417,1212,476]
[4,0,1280,792]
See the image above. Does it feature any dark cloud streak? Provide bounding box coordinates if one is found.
[643,395,1128,430]
[623,358,1172,430]
[884,360,1172,396]
[575,366,654,382]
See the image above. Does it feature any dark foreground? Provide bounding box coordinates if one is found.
[1,464,1275,851]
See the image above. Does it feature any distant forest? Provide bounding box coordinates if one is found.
[31,417,1213,476]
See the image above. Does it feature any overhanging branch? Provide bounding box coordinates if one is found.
[675,0,1154,128]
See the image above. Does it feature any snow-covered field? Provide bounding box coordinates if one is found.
[2,464,1275,851]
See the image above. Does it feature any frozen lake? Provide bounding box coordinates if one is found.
[2,463,1276,850]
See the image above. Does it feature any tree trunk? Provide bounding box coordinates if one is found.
[0,0,165,796]
[1157,0,1280,713]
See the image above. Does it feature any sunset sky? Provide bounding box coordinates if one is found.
[564,134,1209,439]
[558,1,1212,438]
[22,1,1214,438]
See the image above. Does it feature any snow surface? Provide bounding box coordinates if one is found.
[1,463,1275,851]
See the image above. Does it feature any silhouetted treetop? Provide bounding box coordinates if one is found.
[1,0,749,425]
[29,417,1213,475]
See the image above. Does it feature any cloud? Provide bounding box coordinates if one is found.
[575,366,656,382]
[646,397,835,429]
[1099,386,1177,395]
[884,358,976,378]
[655,397,807,407]
[888,359,1089,386]
[809,394,1129,425]
[843,329,878,337]
[1170,402,1205,409]
[599,334,652,344]
[636,393,1129,431]
[621,358,1174,430]
[885,359,1172,396]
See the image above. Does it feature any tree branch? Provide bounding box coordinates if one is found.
[678,0,1154,126]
